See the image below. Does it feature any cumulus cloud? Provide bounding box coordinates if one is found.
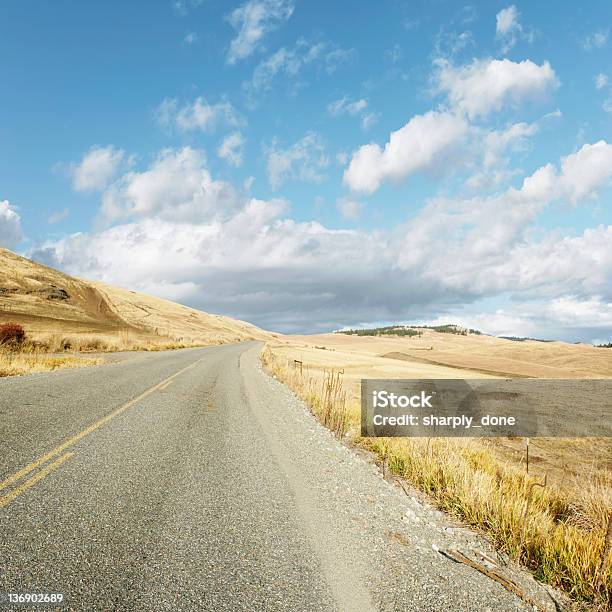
[466,120,540,190]
[495,5,526,52]
[28,142,612,337]
[226,0,294,64]
[421,296,612,342]
[156,97,242,133]
[266,132,329,190]
[435,58,559,119]
[556,140,612,203]
[101,147,242,222]
[29,200,612,336]
[496,5,519,37]
[217,132,245,167]
[336,198,362,220]
[68,145,126,192]
[344,111,468,193]
[0,200,23,248]
[482,121,538,165]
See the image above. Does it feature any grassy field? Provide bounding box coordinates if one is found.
[0,330,223,378]
[262,333,612,607]
[0,350,101,377]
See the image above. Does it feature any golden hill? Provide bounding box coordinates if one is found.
[0,248,270,346]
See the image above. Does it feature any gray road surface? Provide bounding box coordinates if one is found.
[0,343,559,611]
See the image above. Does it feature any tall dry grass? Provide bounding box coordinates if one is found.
[0,328,219,377]
[261,347,612,607]
[0,350,100,377]
[17,332,219,354]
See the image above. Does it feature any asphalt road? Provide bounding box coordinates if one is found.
[0,343,555,611]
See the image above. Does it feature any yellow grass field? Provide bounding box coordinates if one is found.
[268,331,612,486]
[264,331,612,605]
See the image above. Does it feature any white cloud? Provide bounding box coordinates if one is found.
[248,42,320,92]
[29,200,612,337]
[495,4,535,53]
[361,112,379,130]
[336,198,362,220]
[247,40,354,93]
[101,147,242,222]
[0,200,22,248]
[421,296,612,341]
[582,29,609,51]
[327,96,376,129]
[156,97,242,133]
[466,120,540,189]
[556,140,612,203]
[435,58,559,119]
[69,145,126,192]
[28,143,612,338]
[483,121,538,165]
[266,132,329,190]
[495,5,527,53]
[327,96,368,116]
[48,208,69,225]
[184,32,198,46]
[496,5,519,37]
[173,0,204,15]
[595,73,608,90]
[217,132,245,167]
[335,151,348,165]
[434,29,474,59]
[344,111,468,193]
[324,48,355,74]
[226,0,294,64]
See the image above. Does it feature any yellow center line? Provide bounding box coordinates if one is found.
[159,380,174,391]
[0,452,74,509]
[0,356,205,494]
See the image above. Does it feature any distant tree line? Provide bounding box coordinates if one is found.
[499,336,554,343]
[337,323,483,338]
[339,326,423,338]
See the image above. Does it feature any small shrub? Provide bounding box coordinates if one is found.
[0,322,26,347]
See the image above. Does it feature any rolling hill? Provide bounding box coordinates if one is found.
[0,248,270,346]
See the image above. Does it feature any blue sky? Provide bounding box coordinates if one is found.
[1,1,611,340]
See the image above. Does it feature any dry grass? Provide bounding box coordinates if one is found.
[0,350,100,377]
[8,331,226,355]
[269,335,612,492]
[262,347,612,607]
[0,331,213,378]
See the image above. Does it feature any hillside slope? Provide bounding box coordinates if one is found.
[0,248,269,345]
